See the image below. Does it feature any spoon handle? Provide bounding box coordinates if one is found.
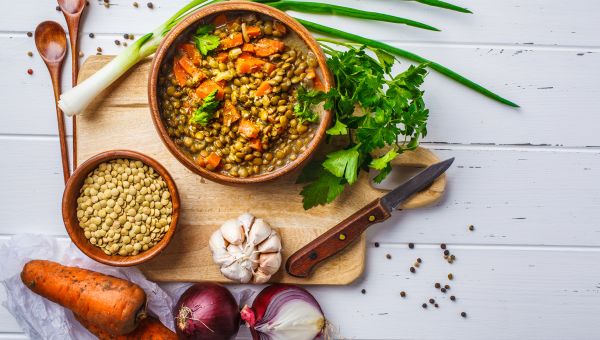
[49,67,71,184]
[65,14,81,171]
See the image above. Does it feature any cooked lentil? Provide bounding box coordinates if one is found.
[158,12,323,178]
[76,159,173,256]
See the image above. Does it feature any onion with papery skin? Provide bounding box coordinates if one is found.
[240,284,326,340]
[174,282,240,340]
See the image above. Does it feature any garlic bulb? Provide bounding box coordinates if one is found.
[209,213,283,284]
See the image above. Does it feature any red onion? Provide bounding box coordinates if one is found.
[241,284,327,340]
[174,282,240,340]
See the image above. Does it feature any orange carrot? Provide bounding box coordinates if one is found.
[21,260,146,336]
[206,152,221,168]
[242,43,255,53]
[238,119,259,138]
[223,101,241,126]
[178,55,198,75]
[178,43,201,65]
[255,81,272,96]
[220,32,243,50]
[253,38,285,57]
[248,138,263,152]
[196,80,224,100]
[212,13,228,26]
[235,53,265,74]
[173,58,188,87]
[245,26,262,39]
[273,21,287,35]
[76,315,177,340]
[216,52,229,63]
[263,62,277,74]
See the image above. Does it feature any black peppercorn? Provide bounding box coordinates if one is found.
[440,243,447,249]
[434,283,441,289]
[361,289,366,294]
[434,303,439,308]
[422,303,427,309]
[444,250,450,256]
[408,243,414,249]
[124,33,130,40]
[147,2,154,9]
[461,312,467,318]
[450,295,456,301]
[89,33,95,38]
[26,32,32,37]
[400,291,406,297]
[429,298,435,304]
[441,288,446,293]
[410,267,416,273]
[417,258,422,263]
[115,40,121,46]
[55,5,61,11]
[374,242,380,248]
[386,254,392,260]
[445,285,450,290]
[469,224,475,231]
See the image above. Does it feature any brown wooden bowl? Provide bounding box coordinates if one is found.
[62,150,180,266]
[148,1,333,185]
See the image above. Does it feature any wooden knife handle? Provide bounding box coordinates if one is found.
[286,198,391,278]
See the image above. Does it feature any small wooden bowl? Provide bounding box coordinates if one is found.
[62,150,180,267]
[148,1,333,185]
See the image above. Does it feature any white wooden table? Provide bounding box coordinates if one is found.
[1,1,599,339]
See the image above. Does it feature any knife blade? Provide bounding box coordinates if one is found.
[285,157,455,278]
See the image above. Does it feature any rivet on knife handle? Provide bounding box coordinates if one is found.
[285,198,391,278]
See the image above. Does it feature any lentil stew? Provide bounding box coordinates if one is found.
[157,11,325,179]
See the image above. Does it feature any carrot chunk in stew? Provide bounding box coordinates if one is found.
[178,55,199,75]
[235,53,266,74]
[238,119,259,138]
[223,101,241,127]
[173,57,188,87]
[253,38,285,57]
[179,43,202,65]
[220,33,243,50]
[255,81,272,96]
[196,80,224,100]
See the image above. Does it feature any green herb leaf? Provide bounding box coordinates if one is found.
[294,86,327,123]
[371,48,396,74]
[323,146,360,185]
[326,119,348,135]
[370,149,398,170]
[195,24,215,35]
[194,32,220,55]
[373,163,392,184]
[190,89,220,125]
[299,169,347,209]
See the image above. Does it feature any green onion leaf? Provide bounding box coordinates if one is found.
[268,1,440,31]
[411,0,472,14]
[299,19,518,107]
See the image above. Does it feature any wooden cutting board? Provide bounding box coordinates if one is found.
[76,56,446,285]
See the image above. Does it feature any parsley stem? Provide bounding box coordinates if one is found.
[266,1,441,31]
[298,18,519,108]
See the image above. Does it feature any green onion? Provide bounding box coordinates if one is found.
[267,1,440,31]
[297,18,518,107]
[412,0,472,14]
[59,0,222,116]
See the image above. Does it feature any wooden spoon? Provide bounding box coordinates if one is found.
[35,21,70,184]
[58,0,86,170]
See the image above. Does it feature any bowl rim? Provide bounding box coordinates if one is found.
[62,150,180,267]
[148,1,333,185]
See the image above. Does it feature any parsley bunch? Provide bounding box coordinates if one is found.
[190,89,220,125]
[298,44,429,209]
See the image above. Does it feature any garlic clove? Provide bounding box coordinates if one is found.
[252,269,271,284]
[227,243,243,256]
[250,249,260,271]
[258,252,282,275]
[257,230,282,253]
[238,212,255,236]
[221,261,253,283]
[209,229,227,251]
[220,219,245,245]
[248,218,272,246]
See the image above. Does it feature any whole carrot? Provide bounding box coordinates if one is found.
[21,260,147,335]
[76,315,177,340]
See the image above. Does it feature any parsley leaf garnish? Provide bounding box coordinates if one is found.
[294,86,328,123]
[190,90,220,125]
[296,45,430,209]
[193,25,220,56]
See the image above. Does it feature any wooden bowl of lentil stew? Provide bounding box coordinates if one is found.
[62,150,180,267]
[149,2,333,185]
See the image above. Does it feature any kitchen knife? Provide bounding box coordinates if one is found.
[285,157,455,278]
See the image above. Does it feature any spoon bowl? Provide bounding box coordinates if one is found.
[57,0,86,15]
[35,21,70,184]
[35,21,67,64]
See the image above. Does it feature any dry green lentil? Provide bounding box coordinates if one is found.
[76,159,172,256]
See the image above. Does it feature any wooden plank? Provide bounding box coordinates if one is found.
[2,236,600,339]
[1,136,599,247]
[3,35,599,146]
[1,0,599,47]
